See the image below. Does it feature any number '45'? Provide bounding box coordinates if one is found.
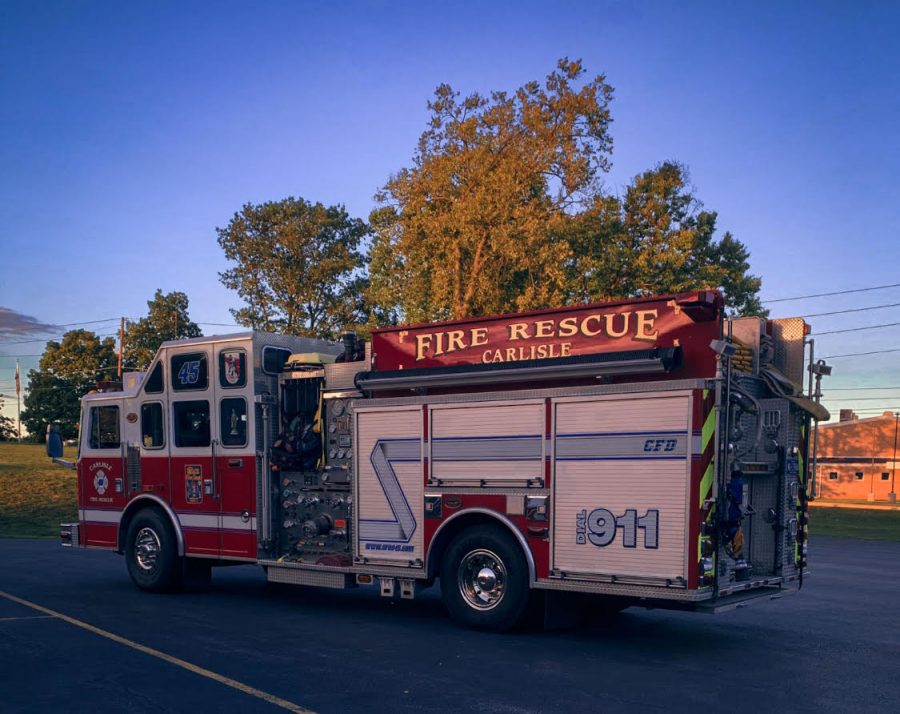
[178,360,200,385]
[577,508,659,549]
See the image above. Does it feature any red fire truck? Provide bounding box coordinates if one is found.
[52,291,828,630]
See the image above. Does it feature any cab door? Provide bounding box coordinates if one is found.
[79,398,128,548]
[168,347,219,557]
[213,344,255,559]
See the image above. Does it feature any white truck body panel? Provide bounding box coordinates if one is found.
[430,400,544,484]
[354,406,424,564]
[551,391,693,583]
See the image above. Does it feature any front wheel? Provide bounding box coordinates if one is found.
[125,509,181,592]
[440,524,530,631]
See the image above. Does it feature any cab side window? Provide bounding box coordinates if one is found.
[144,361,164,393]
[141,403,165,449]
[173,401,210,448]
[220,397,247,447]
[171,353,208,391]
[89,406,120,449]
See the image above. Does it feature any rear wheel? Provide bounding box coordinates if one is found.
[125,509,181,592]
[440,524,530,631]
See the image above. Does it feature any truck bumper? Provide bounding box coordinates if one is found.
[60,522,82,548]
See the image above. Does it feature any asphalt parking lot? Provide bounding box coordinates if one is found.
[0,536,897,713]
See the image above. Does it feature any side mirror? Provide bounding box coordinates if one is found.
[46,424,64,458]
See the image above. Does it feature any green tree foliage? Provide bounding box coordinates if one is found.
[0,400,16,441]
[217,198,370,339]
[368,59,764,321]
[20,330,117,440]
[565,162,765,315]
[369,58,614,322]
[125,289,202,371]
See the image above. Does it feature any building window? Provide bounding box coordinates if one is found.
[171,352,208,391]
[173,401,210,448]
[89,406,120,449]
[141,402,165,449]
[828,472,838,481]
[882,472,891,481]
[854,472,864,481]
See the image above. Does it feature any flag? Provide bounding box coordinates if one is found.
[15,360,20,397]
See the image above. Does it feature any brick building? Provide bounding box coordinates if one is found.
[814,410,899,502]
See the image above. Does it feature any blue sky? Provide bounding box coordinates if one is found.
[1,0,899,425]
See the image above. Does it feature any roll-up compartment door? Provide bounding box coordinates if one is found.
[429,400,544,486]
[551,392,693,584]
[354,406,424,565]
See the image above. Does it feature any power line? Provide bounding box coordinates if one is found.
[0,318,123,345]
[839,409,900,414]
[765,282,900,304]
[821,348,900,359]
[800,302,900,318]
[824,386,900,391]
[0,331,121,346]
[815,322,900,336]
[822,397,900,402]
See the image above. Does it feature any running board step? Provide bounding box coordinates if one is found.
[266,565,352,589]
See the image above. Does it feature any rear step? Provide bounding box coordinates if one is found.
[694,586,796,614]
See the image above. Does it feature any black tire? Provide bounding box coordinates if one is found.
[440,524,530,632]
[125,509,181,593]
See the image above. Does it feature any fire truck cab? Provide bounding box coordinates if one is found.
[59,291,827,631]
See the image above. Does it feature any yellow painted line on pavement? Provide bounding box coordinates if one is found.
[0,590,316,714]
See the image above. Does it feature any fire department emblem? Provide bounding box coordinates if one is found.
[93,470,109,495]
[223,351,242,386]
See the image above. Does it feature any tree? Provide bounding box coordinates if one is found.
[0,400,15,441]
[368,60,764,322]
[368,58,614,323]
[19,330,117,441]
[565,162,765,315]
[217,198,370,339]
[125,290,202,371]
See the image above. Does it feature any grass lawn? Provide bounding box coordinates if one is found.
[0,443,78,538]
[809,506,900,542]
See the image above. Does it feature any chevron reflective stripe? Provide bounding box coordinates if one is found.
[699,462,714,508]
[359,439,419,542]
[701,408,716,453]
[431,435,541,461]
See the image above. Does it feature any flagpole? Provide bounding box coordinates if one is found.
[15,359,21,443]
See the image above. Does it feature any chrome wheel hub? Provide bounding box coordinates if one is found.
[134,527,161,571]
[458,548,506,611]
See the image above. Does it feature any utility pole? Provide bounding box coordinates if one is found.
[118,317,125,379]
[891,411,898,503]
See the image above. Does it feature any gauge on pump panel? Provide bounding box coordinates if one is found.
[331,402,345,417]
[329,449,337,459]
